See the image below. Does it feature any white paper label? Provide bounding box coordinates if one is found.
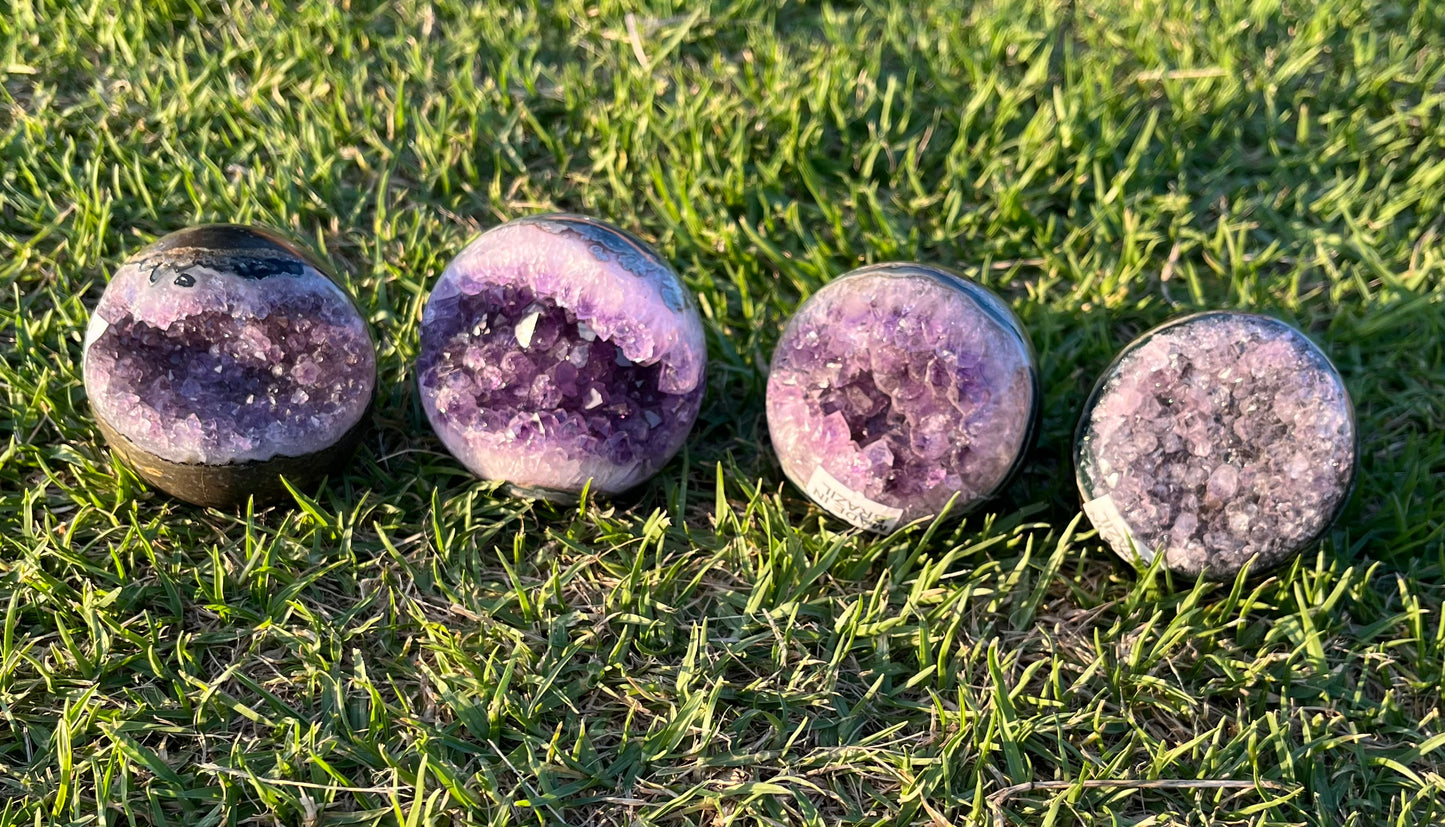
[83,315,109,351]
[805,466,904,533]
[1082,494,1148,562]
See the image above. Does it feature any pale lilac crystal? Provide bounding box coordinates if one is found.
[417,215,706,495]
[83,228,376,466]
[766,264,1038,531]
[1076,313,1356,577]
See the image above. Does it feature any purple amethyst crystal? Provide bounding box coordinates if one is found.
[82,225,377,507]
[1075,312,1356,578]
[417,214,706,497]
[766,263,1040,531]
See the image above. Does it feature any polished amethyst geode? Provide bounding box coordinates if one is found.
[1076,312,1356,578]
[417,214,706,497]
[766,263,1040,531]
[83,225,377,507]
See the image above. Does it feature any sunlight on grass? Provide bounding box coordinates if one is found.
[1,0,1444,824]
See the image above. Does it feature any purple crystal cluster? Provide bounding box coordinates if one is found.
[1076,312,1355,577]
[766,264,1038,531]
[418,215,706,496]
[84,226,376,467]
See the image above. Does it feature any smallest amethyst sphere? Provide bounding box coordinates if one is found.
[766,263,1040,531]
[1075,312,1357,578]
[417,214,707,498]
[83,225,377,507]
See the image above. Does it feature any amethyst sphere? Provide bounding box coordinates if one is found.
[766,263,1040,532]
[1075,312,1357,578]
[417,214,706,497]
[83,225,377,508]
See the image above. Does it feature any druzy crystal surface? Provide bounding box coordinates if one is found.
[1076,312,1356,577]
[83,226,376,468]
[766,264,1039,531]
[417,215,706,496]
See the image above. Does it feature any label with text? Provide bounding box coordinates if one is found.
[805,466,904,533]
[1082,494,1148,562]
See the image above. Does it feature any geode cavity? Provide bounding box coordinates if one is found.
[766,263,1040,531]
[1075,312,1356,578]
[83,225,376,507]
[417,214,706,497]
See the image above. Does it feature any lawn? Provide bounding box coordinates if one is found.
[2,0,1444,824]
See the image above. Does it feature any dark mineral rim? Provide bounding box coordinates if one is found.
[1071,309,1359,577]
[145,224,337,279]
[95,403,372,509]
[798,261,1044,518]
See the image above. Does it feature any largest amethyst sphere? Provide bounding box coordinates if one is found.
[1075,312,1357,578]
[767,263,1040,531]
[83,225,377,507]
[417,214,707,497]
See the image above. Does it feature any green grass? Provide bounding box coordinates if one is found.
[2,0,1444,824]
